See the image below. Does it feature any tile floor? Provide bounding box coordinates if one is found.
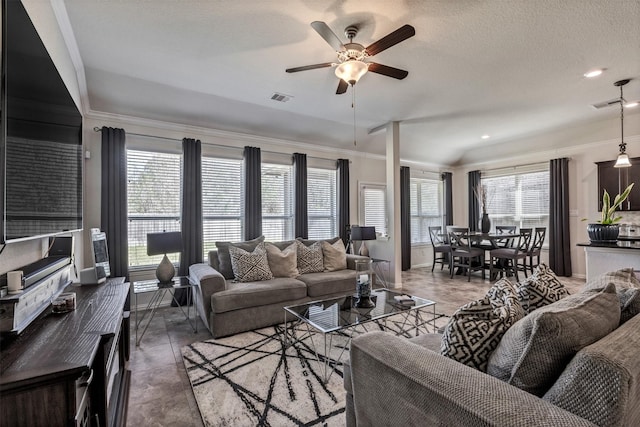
[125,266,586,426]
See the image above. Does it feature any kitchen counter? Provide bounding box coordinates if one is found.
[577,241,640,281]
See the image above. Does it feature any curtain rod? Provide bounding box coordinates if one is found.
[92,126,337,162]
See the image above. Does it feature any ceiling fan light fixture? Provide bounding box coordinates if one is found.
[613,79,632,168]
[335,60,368,85]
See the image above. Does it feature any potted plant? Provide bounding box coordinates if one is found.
[585,183,634,243]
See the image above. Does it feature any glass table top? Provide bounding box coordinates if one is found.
[133,276,192,294]
[284,289,435,333]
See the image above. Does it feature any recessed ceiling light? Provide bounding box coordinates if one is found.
[624,101,639,108]
[481,135,490,140]
[583,69,604,78]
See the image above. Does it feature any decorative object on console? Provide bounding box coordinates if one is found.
[584,182,634,242]
[474,184,491,233]
[354,259,375,308]
[147,231,183,284]
[350,226,376,257]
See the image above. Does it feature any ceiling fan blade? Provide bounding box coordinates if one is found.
[286,62,333,73]
[311,21,344,51]
[368,62,409,80]
[336,79,348,94]
[365,24,415,57]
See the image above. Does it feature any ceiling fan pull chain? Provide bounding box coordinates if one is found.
[352,85,357,146]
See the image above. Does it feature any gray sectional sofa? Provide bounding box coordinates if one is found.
[189,238,371,338]
[344,270,640,427]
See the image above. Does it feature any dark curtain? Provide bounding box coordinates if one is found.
[293,153,308,238]
[468,170,481,231]
[549,158,572,276]
[442,172,453,226]
[173,138,203,306]
[400,166,411,270]
[337,159,350,245]
[100,127,128,280]
[244,146,262,240]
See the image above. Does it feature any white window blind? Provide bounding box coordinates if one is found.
[262,163,294,241]
[410,177,443,244]
[361,184,387,236]
[482,169,549,231]
[308,167,337,239]
[202,156,243,257]
[127,149,182,267]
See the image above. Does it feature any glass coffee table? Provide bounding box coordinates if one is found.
[284,289,436,382]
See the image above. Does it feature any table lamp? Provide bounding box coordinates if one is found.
[350,226,376,257]
[147,231,183,284]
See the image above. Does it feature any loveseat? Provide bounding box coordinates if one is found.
[189,236,371,337]
[344,267,640,426]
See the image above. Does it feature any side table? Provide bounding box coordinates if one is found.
[134,276,197,345]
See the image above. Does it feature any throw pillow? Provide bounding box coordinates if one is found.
[215,236,265,279]
[296,240,324,274]
[440,278,525,372]
[486,283,620,396]
[321,239,347,272]
[583,268,640,323]
[265,242,299,278]
[228,242,273,282]
[297,236,341,247]
[516,263,569,313]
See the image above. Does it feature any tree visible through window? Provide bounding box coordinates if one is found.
[127,149,182,267]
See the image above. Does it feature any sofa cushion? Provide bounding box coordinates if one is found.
[486,283,620,396]
[265,242,299,278]
[583,268,640,323]
[296,240,324,274]
[322,239,347,272]
[298,269,357,298]
[440,278,525,372]
[297,236,340,247]
[215,236,265,279]
[516,263,569,313]
[211,278,307,313]
[229,242,273,282]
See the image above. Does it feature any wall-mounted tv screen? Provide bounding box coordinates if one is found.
[1,0,83,243]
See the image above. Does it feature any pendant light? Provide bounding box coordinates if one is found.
[614,79,632,168]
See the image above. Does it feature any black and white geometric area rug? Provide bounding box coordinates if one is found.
[182,313,448,427]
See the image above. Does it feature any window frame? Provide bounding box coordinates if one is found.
[409,176,444,245]
[307,166,338,239]
[359,182,387,237]
[261,162,295,241]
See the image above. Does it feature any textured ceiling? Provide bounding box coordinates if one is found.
[60,0,640,166]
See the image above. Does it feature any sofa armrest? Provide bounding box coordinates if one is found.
[346,254,370,270]
[189,263,227,333]
[349,331,596,426]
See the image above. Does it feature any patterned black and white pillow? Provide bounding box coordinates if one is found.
[228,242,273,282]
[296,240,324,274]
[441,278,525,372]
[517,263,569,313]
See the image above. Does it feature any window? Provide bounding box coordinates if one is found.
[262,163,294,241]
[127,149,182,267]
[202,156,243,257]
[308,167,337,239]
[482,169,549,231]
[360,184,387,236]
[410,177,443,244]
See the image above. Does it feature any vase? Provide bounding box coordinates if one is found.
[587,224,619,243]
[481,213,491,233]
[354,259,375,308]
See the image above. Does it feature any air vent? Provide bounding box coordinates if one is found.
[270,92,293,103]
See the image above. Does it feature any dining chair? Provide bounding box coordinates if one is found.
[527,227,546,274]
[428,226,451,272]
[494,225,517,248]
[489,228,532,282]
[447,226,486,281]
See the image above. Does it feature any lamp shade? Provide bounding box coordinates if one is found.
[335,60,368,85]
[351,226,376,241]
[614,153,632,168]
[147,231,183,255]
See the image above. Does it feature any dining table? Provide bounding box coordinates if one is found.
[450,231,521,278]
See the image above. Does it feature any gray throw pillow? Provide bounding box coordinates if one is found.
[228,242,273,282]
[296,236,340,247]
[321,239,347,272]
[265,242,299,278]
[486,283,620,396]
[440,278,525,372]
[583,268,640,324]
[215,236,265,279]
[517,263,569,313]
[296,240,324,274]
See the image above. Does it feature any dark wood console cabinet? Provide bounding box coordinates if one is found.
[596,157,640,211]
[0,278,130,427]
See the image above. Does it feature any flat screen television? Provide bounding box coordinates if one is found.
[0,0,83,243]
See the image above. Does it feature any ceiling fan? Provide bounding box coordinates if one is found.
[286,21,415,94]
